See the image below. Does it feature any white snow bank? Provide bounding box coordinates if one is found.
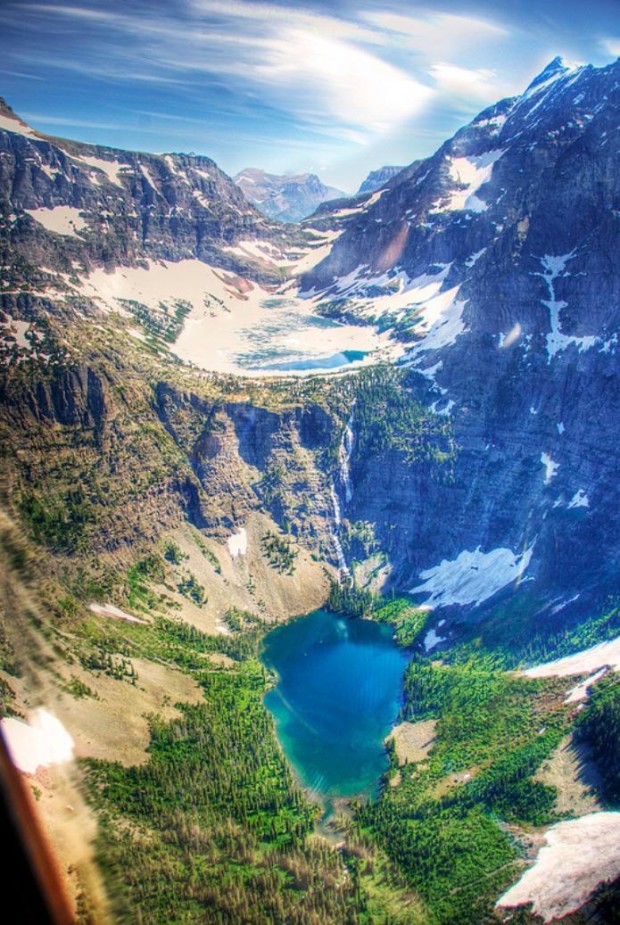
[524,635,620,678]
[404,286,466,358]
[564,667,608,704]
[89,603,147,624]
[432,150,504,213]
[568,489,589,509]
[410,545,533,608]
[541,452,559,484]
[497,812,620,922]
[74,154,125,187]
[538,253,598,359]
[227,528,248,558]
[0,112,39,138]
[81,258,402,376]
[1,709,74,774]
[423,628,446,652]
[25,206,86,237]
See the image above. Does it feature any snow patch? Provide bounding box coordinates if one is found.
[25,205,86,238]
[74,154,125,187]
[1,709,74,774]
[432,150,504,213]
[537,253,598,359]
[0,112,39,138]
[423,628,446,652]
[40,163,61,180]
[89,602,147,624]
[404,286,466,357]
[524,635,620,678]
[140,164,158,189]
[541,452,559,484]
[564,667,607,704]
[228,528,248,558]
[410,545,533,608]
[497,812,620,922]
[568,489,589,509]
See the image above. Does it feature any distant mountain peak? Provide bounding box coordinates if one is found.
[234,168,345,223]
[357,166,405,196]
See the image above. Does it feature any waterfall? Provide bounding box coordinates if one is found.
[338,410,355,504]
[330,485,349,577]
[329,407,356,581]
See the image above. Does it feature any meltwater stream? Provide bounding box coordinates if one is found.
[261,610,409,812]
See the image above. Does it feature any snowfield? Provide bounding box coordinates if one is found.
[409,545,533,608]
[497,812,620,922]
[227,528,248,558]
[524,635,620,678]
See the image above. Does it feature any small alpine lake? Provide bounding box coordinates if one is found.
[261,609,409,810]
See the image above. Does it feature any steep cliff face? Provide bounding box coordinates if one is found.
[295,58,620,631]
[357,165,406,195]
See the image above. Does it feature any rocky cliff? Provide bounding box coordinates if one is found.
[296,57,620,638]
[0,97,296,284]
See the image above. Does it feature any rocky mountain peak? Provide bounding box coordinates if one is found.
[234,166,345,222]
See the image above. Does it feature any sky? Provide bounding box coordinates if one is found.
[0,0,618,192]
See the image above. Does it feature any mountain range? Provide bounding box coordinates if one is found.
[1,55,619,924]
[234,166,345,222]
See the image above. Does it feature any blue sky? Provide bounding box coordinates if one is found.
[0,0,618,191]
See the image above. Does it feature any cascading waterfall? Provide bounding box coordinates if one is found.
[330,410,355,580]
[338,410,355,504]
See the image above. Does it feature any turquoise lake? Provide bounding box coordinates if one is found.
[261,609,409,804]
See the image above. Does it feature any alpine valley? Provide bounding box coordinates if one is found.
[1,56,620,925]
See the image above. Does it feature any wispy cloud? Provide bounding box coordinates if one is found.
[429,63,504,102]
[10,0,435,142]
[360,10,508,55]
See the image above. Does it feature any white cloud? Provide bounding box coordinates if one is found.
[253,26,432,135]
[429,63,503,101]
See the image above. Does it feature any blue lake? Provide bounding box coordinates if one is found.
[259,350,368,372]
[261,609,409,805]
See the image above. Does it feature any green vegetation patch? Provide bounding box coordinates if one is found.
[576,672,620,804]
[261,531,298,574]
[357,652,571,924]
[84,650,367,923]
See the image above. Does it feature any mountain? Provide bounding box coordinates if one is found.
[357,165,406,195]
[299,56,620,632]
[1,59,620,925]
[0,96,299,284]
[234,167,346,222]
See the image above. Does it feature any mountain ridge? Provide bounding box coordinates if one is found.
[234,166,346,222]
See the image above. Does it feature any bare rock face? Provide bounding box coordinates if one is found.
[356,165,406,195]
[299,58,620,625]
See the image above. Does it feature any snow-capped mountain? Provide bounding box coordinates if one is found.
[2,57,620,630]
[234,167,345,222]
[300,57,620,623]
